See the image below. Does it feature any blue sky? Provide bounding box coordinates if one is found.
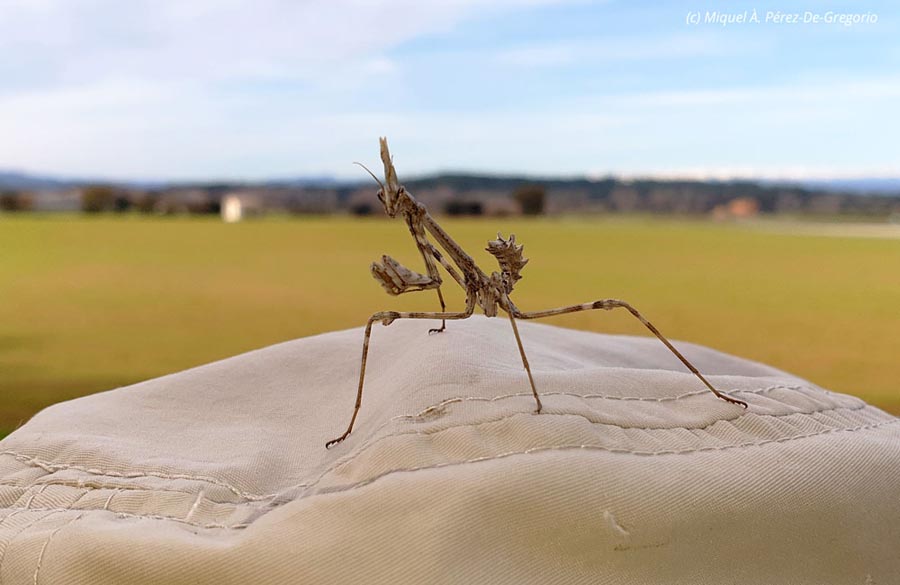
[0,0,898,180]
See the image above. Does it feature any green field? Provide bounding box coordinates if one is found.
[1,215,898,438]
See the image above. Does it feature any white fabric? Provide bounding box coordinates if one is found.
[1,316,898,584]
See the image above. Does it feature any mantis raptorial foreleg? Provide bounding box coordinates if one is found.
[508,298,748,408]
[326,296,477,448]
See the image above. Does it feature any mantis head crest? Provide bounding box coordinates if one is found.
[486,233,529,292]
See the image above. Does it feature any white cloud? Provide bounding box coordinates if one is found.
[607,165,900,182]
[492,33,764,67]
[0,0,577,177]
[615,77,900,108]
[0,0,573,86]
[0,1,897,181]
[3,72,899,180]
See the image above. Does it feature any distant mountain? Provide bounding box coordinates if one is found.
[0,170,175,191]
[799,178,900,195]
[757,177,900,195]
[3,168,899,196]
[263,175,342,188]
[0,171,76,191]
[0,170,344,191]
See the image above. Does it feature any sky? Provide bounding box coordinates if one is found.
[0,0,898,181]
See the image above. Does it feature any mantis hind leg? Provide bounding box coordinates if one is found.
[506,310,543,413]
[510,299,748,409]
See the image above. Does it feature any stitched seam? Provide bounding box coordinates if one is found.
[0,511,62,580]
[32,512,83,585]
[322,403,875,480]
[102,490,117,511]
[0,452,288,501]
[307,418,900,499]
[184,490,205,523]
[3,396,868,509]
[22,485,49,510]
[0,384,880,521]
[345,383,854,464]
[1,418,895,531]
[2,474,247,531]
[0,384,840,502]
[0,479,184,494]
[319,383,855,476]
[0,507,247,530]
[400,402,868,436]
[0,479,273,508]
[396,384,833,418]
[0,509,31,530]
[1,483,268,523]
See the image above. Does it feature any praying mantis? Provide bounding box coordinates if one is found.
[326,137,748,448]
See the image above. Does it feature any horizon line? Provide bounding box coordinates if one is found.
[3,168,900,187]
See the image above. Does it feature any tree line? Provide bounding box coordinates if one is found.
[1,175,899,219]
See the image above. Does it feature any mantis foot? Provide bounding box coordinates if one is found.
[325,433,350,449]
[720,394,749,409]
[428,321,447,335]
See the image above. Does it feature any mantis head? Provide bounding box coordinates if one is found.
[355,137,404,218]
[378,137,404,217]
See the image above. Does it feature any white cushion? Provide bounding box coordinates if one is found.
[1,316,898,583]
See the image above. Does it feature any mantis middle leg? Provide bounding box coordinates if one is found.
[508,298,748,409]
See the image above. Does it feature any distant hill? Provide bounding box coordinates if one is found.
[0,171,77,191]
[798,178,900,195]
[263,175,342,188]
[0,170,348,192]
[3,169,899,196]
[3,168,899,218]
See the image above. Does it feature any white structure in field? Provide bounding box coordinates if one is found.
[222,195,243,223]
[221,193,263,223]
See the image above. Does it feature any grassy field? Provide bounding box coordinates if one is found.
[1,214,898,438]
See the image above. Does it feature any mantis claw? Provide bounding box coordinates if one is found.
[325,433,349,449]
[722,394,749,409]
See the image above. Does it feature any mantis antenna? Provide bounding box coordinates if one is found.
[353,161,385,191]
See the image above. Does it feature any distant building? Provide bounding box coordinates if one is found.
[712,197,760,220]
[482,197,521,216]
[28,189,81,212]
[222,195,243,223]
[221,192,264,223]
[152,188,216,215]
[728,197,760,217]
